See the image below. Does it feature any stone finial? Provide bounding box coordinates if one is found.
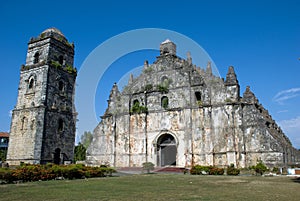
[128,74,134,85]
[144,60,149,68]
[242,86,258,104]
[187,51,192,65]
[206,61,212,76]
[109,83,120,99]
[225,66,238,86]
[105,83,120,115]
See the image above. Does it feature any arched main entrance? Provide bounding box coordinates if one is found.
[157,134,177,166]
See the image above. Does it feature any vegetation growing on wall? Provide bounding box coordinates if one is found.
[143,66,153,73]
[51,60,62,68]
[144,84,153,92]
[65,64,77,74]
[130,101,148,114]
[157,84,169,93]
[50,60,77,74]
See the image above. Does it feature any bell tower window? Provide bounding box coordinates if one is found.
[21,117,27,130]
[33,52,39,64]
[58,119,64,132]
[195,92,201,101]
[28,77,35,89]
[58,81,65,92]
[161,96,169,109]
[59,55,64,65]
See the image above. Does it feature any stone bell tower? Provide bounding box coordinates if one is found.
[7,28,77,165]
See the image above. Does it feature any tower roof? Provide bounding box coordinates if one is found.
[38,27,69,43]
[161,39,173,44]
[41,27,65,37]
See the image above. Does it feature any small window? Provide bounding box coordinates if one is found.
[195,92,202,106]
[58,81,64,92]
[161,96,169,109]
[33,52,39,64]
[58,119,64,132]
[133,99,140,106]
[58,55,64,65]
[21,117,27,130]
[28,78,35,89]
[131,99,144,114]
[195,92,201,101]
[30,119,35,130]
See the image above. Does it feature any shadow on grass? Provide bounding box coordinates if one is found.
[291,177,300,184]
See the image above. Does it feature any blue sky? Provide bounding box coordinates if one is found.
[0,0,299,148]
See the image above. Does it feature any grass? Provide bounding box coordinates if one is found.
[0,174,300,201]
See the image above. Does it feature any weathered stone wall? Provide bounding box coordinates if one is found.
[7,28,76,166]
[86,40,300,168]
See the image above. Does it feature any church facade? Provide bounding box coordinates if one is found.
[7,28,77,165]
[87,40,300,168]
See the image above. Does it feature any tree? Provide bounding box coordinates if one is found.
[0,149,7,162]
[74,143,86,162]
[80,131,93,149]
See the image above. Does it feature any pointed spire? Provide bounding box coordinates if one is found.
[128,74,134,85]
[105,83,121,116]
[144,60,149,68]
[225,66,238,86]
[109,83,120,100]
[206,61,212,76]
[242,86,258,104]
[187,51,192,65]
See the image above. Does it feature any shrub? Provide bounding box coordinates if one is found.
[190,165,211,175]
[209,167,224,175]
[142,162,155,173]
[0,164,116,183]
[251,161,268,175]
[0,168,13,183]
[226,164,240,176]
[272,167,280,174]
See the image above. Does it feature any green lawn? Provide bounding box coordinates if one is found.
[1,174,299,201]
